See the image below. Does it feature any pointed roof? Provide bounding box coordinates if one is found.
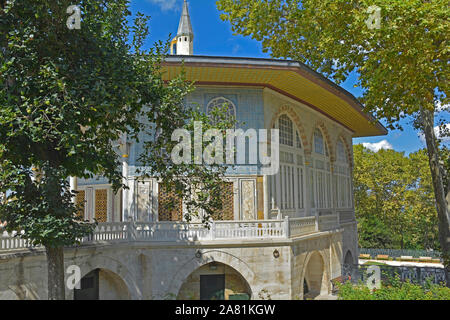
[177,0,193,38]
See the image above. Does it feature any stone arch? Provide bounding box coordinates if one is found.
[74,268,131,300]
[177,261,252,300]
[0,289,20,300]
[299,250,331,299]
[336,133,353,168]
[311,122,334,162]
[342,249,358,282]
[269,105,310,154]
[344,250,354,265]
[168,250,256,299]
[67,254,139,300]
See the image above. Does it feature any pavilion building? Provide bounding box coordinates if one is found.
[0,0,386,300]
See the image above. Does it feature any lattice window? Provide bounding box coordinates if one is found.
[76,190,85,219]
[158,184,183,221]
[95,189,108,223]
[211,182,234,221]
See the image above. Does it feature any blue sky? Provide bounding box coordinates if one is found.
[130,0,449,155]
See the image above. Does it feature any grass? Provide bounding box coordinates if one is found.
[363,261,388,266]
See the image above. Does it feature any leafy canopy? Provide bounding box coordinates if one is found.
[217,0,449,130]
[353,145,440,250]
[0,0,219,245]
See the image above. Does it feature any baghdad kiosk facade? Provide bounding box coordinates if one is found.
[0,1,386,300]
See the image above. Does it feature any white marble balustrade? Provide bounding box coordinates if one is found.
[0,215,342,251]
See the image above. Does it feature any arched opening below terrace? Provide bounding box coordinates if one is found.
[177,262,252,300]
[74,268,130,300]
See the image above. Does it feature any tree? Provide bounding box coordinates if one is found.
[138,101,237,224]
[0,0,229,299]
[353,145,439,250]
[217,0,449,283]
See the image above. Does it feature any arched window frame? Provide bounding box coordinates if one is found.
[269,114,306,215]
[311,128,332,210]
[206,97,237,164]
[206,97,236,122]
[335,138,352,209]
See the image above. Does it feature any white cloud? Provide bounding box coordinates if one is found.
[419,123,450,144]
[146,0,178,11]
[361,140,393,152]
[435,101,449,114]
[232,44,241,55]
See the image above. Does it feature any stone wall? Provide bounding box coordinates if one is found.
[290,232,343,299]
[0,230,343,300]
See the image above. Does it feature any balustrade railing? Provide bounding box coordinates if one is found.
[338,210,355,223]
[1,214,345,251]
[82,222,130,243]
[318,214,339,231]
[289,216,316,237]
[134,222,210,242]
[1,231,37,250]
[214,220,285,239]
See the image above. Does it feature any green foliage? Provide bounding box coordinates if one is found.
[337,279,450,300]
[0,0,235,247]
[0,0,222,241]
[217,0,449,124]
[0,162,95,247]
[357,213,395,249]
[353,145,440,250]
[217,0,450,275]
[138,101,237,224]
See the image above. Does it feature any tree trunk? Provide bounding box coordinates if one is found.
[45,246,66,300]
[420,107,450,287]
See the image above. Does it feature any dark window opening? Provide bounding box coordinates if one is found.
[74,269,99,300]
[200,275,225,300]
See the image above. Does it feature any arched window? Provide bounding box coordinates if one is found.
[335,138,352,208]
[311,128,332,210]
[279,115,294,147]
[314,128,329,156]
[314,129,324,154]
[206,97,236,121]
[269,114,305,215]
[336,139,347,163]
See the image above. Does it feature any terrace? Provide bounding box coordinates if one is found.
[0,212,352,251]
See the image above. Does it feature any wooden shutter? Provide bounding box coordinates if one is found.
[158,184,182,221]
[95,189,108,223]
[211,182,234,221]
[76,190,86,219]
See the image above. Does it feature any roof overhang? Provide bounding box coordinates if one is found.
[162,55,387,137]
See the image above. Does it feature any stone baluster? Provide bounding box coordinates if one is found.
[284,216,290,238]
[211,221,216,240]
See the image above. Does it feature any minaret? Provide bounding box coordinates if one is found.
[175,0,194,55]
